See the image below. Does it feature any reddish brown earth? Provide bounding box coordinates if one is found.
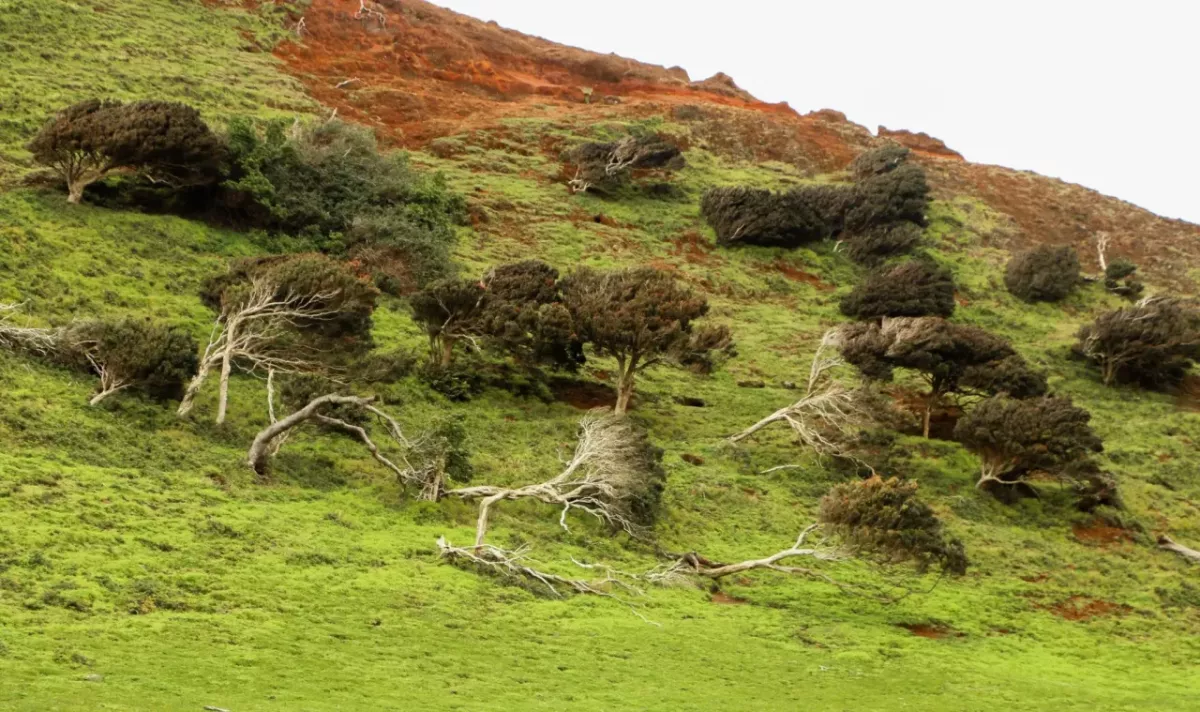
[898,623,963,639]
[1040,596,1132,622]
[1072,520,1134,546]
[270,0,1200,289]
[710,592,748,605]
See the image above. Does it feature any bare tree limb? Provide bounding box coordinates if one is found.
[1158,535,1200,563]
[247,394,376,475]
[0,303,58,356]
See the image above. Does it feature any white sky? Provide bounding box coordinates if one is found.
[433,0,1199,224]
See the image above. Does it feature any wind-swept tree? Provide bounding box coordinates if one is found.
[839,317,1046,437]
[700,185,850,247]
[954,396,1104,496]
[561,267,731,414]
[1004,245,1081,303]
[28,99,224,204]
[842,222,922,266]
[843,164,931,234]
[849,143,911,180]
[1074,297,1200,388]
[181,254,378,423]
[839,259,956,320]
[60,319,198,406]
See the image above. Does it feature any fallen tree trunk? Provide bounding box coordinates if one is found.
[1158,535,1200,563]
[246,394,375,475]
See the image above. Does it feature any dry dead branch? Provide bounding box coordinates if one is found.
[178,278,342,423]
[1096,232,1110,272]
[334,78,361,89]
[446,413,650,547]
[650,525,843,583]
[0,303,58,356]
[355,0,387,27]
[1158,535,1200,563]
[730,331,870,467]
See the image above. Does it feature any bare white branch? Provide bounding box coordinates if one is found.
[1159,535,1200,563]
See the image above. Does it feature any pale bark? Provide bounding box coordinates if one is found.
[247,394,375,474]
[1158,535,1200,563]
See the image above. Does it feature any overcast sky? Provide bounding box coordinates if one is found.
[433,0,1199,224]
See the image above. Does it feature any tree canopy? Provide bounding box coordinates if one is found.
[839,259,956,320]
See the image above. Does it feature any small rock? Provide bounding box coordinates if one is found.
[673,396,706,408]
[681,454,705,466]
[82,674,104,683]
[781,381,798,390]
[737,380,765,389]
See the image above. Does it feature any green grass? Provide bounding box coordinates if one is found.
[1,3,1199,710]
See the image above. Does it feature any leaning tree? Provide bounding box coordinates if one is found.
[1004,245,1082,303]
[561,267,731,415]
[1074,297,1200,388]
[839,317,1046,437]
[28,99,224,204]
[61,319,198,406]
[181,254,378,423]
[843,163,931,234]
[564,135,684,195]
[839,259,956,320]
[953,395,1104,497]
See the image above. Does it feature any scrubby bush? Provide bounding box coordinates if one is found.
[1004,245,1081,303]
[839,317,1046,437]
[409,277,487,367]
[843,164,930,234]
[29,99,224,203]
[850,143,910,180]
[561,267,731,414]
[1074,297,1200,387]
[565,134,684,196]
[700,184,851,247]
[60,319,199,405]
[1104,259,1145,300]
[954,396,1104,497]
[842,222,922,266]
[839,259,956,320]
[221,118,464,289]
[819,476,968,574]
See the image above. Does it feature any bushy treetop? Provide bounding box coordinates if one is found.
[1075,297,1200,387]
[1004,245,1081,303]
[843,163,931,234]
[850,143,911,180]
[839,259,956,320]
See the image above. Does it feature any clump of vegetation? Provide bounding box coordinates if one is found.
[59,318,199,406]
[843,164,931,234]
[839,318,1046,437]
[953,396,1104,497]
[222,117,464,292]
[850,143,911,180]
[410,260,582,370]
[700,185,850,247]
[1104,259,1145,300]
[1074,297,1200,388]
[842,222,923,266]
[819,476,968,574]
[28,99,224,204]
[561,267,732,414]
[565,134,684,195]
[1004,245,1081,303]
[839,259,956,320]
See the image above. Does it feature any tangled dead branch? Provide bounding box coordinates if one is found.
[445,412,658,547]
[649,525,843,583]
[730,331,870,466]
[0,303,58,356]
[355,0,387,28]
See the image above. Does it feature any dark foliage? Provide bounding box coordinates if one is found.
[561,267,731,412]
[1074,298,1200,388]
[842,222,922,266]
[954,396,1104,497]
[409,277,487,367]
[700,184,851,247]
[850,143,911,180]
[409,414,475,488]
[839,259,956,320]
[565,134,684,196]
[1066,460,1123,513]
[1004,245,1081,303]
[622,425,668,529]
[28,99,224,203]
[61,319,199,402]
[1104,259,1145,300]
[221,118,464,288]
[819,476,968,574]
[843,164,931,234]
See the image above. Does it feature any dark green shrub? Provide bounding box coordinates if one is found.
[565,134,684,196]
[1104,259,1145,300]
[819,476,967,574]
[954,396,1104,497]
[843,222,922,266]
[28,99,224,203]
[843,164,930,234]
[1004,245,1081,303]
[61,319,199,405]
[850,143,910,180]
[700,185,850,247]
[839,259,956,320]
[1074,297,1200,387]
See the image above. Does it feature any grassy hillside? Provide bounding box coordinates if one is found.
[1,2,1198,710]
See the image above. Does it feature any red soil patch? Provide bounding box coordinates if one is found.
[1041,596,1132,622]
[669,231,717,265]
[898,623,962,639]
[710,592,748,605]
[1021,573,1050,583]
[1072,520,1133,546]
[550,379,616,410]
[762,260,834,290]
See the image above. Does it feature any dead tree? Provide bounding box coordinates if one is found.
[1158,535,1200,563]
[0,303,57,356]
[246,393,414,478]
[355,0,387,27]
[1095,233,1110,272]
[445,413,654,548]
[179,279,342,424]
[730,331,870,468]
[650,525,842,582]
